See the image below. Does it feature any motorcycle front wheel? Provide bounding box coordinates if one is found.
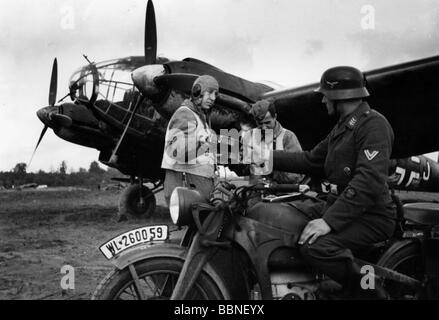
[92,258,223,300]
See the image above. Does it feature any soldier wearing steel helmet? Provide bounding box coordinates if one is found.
[162,75,219,205]
[272,66,396,299]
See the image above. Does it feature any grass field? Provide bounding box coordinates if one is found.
[0,187,176,300]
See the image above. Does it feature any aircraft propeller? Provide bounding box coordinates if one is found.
[48,58,58,106]
[144,0,157,65]
[133,1,214,98]
[28,58,58,167]
[47,58,73,127]
[30,58,74,167]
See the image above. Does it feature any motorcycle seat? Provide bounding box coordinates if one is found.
[403,202,439,225]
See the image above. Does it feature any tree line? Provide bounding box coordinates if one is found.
[0,161,122,189]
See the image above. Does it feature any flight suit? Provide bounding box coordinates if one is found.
[162,99,216,205]
[273,102,396,289]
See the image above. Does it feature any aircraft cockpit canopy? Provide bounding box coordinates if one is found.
[68,58,165,137]
[69,57,145,106]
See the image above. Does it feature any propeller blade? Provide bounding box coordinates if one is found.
[144,0,157,65]
[154,73,199,93]
[28,125,49,167]
[49,58,58,106]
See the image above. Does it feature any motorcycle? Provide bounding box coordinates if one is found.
[92,181,439,300]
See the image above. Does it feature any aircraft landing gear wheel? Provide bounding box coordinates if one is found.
[118,184,156,220]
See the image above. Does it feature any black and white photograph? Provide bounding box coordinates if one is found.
[1,0,439,307]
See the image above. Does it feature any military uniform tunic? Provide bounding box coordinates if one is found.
[272,101,396,287]
[274,102,395,231]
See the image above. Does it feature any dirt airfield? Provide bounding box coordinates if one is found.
[1,186,438,300]
[0,187,179,300]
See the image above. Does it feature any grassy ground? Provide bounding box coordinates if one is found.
[0,187,175,300]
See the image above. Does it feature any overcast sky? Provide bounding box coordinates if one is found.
[1,0,439,172]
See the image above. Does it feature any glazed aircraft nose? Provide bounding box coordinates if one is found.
[132,64,165,96]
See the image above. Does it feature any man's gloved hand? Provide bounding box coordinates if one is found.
[299,218,331,245]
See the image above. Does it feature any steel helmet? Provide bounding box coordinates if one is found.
[314,66,369,100]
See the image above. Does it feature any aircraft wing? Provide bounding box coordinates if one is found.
[260,55,439,158]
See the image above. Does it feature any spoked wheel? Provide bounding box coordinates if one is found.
[377,242,425,300]
[92,258,223,300]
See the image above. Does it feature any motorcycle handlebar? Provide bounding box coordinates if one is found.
[252,183,309,193]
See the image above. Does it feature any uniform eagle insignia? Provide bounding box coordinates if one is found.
[326,80,339,88]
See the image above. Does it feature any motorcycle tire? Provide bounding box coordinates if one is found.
[377,241,424,300]
[92,258,223,300]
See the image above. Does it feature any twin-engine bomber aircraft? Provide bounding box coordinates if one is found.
[34,1,439,219]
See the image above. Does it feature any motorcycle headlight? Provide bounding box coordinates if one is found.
[169,187,205,226]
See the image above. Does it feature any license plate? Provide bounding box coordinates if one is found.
[99,225,168,259]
